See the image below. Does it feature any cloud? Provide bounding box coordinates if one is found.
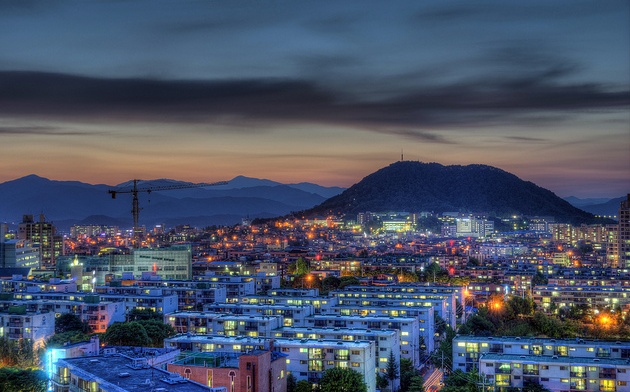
[505,136,548,143]
[0,125,97,136]
[0,70,628,139]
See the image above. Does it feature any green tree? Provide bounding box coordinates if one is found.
[286,373,297,392]
[127,308,163,322]
[0,368,47,392]
[321,276,341,294]
[399,358,416,392]
[55,313,91,334]
[407,375,425,392]
[387,350,400,391]
[431,327,456,371]
[376,373,390,390]
[137,319,176,347]
[102,322,151,346]
[46,331,91,348]
[506,296,534,318]
[295,379,313,392]
[523,380,552,392]
[295,257,311,275]
[531,271,548,286]
[339,276,360,289]
[318,367,367,392]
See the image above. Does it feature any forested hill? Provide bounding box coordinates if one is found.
[306,161,599,224]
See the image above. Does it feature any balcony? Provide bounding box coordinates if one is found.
[8,333,24,339]
[334,355,349,361]
[523,370,539,376]
[52,374,70,385]
[570,372,586,378]
[599,372,616,379]
[495,368,511,374]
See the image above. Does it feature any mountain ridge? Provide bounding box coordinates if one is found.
[304,161,602,224]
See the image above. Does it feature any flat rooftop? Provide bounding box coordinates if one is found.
[59,355,211,392]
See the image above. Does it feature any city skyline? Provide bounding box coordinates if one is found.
[0,0,629,198]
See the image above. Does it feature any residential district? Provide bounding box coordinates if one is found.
[0,195,629,392]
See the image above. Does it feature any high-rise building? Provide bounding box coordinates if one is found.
[619,194,630,268]
[17,214,63,268]
[0,239,40,269]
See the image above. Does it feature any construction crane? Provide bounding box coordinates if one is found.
[108,179,228,245]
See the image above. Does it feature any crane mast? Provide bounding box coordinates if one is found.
[108,179,228,246]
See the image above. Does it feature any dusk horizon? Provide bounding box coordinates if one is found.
[1,1,628,198]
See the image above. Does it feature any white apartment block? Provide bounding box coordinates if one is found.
[453,336,630,373]
[274,338,377,392]
[274,326,400,389]
[479,354,630,392]
[164,311,282,338]
[240,294,338,314]
[305,314,420,367]
[0,310,54,348]
[204,303,315,327]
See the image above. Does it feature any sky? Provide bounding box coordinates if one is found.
[0,0,628,198]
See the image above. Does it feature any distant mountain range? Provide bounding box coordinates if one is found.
[563,196,626,217]
[0,175,345,230]
[305,161,608,225]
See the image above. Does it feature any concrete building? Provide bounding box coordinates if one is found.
[132,245,193,280]
[204,303,314,327]
[532,285,630,312]
[453,336,630,373]
[51,353,214,392]
[478,354,630,392]
[274,337,376,392]
[0,309,54,348]
[0,239,40,269]
[164,335,377,392]
[165,311,282,337]
[273,326,400,388]
[619,195,630,269]
[167,350,287,392]
[17,214,63,268]
[98,280,227,311]
[305,314,420,367]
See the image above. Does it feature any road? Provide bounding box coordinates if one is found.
[423,368,443,391]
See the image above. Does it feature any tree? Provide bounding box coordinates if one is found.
[127,308,163,322]
[387,350,400,391]
[339,276,359,289]
[295,257,311,275]
[399,358,419,392]
[295,380,313,392]
[431,327,456,371]
[407,375,425,392]
[46,331,91,348]
[531,271,548,286]
[102,322,151,346]
[55,313,91,334]
[0,368,47,392]
[523,380,552,392]
[137,319,176,347]
[321,276,341,294]
[286,373,297,392]
[376,373,390,390]
[318,367,367,392]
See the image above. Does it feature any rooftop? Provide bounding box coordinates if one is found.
[58,354,211,392]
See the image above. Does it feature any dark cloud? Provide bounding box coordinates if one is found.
[0,71,628,137]
[505,136,548,143]
[0,125,97,136]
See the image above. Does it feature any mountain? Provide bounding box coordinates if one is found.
[0,175,344,230]
[564,196,613,208]
[306,161,599,224]
[578,196,626,217]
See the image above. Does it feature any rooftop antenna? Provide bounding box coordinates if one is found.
[401,149,404,162]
